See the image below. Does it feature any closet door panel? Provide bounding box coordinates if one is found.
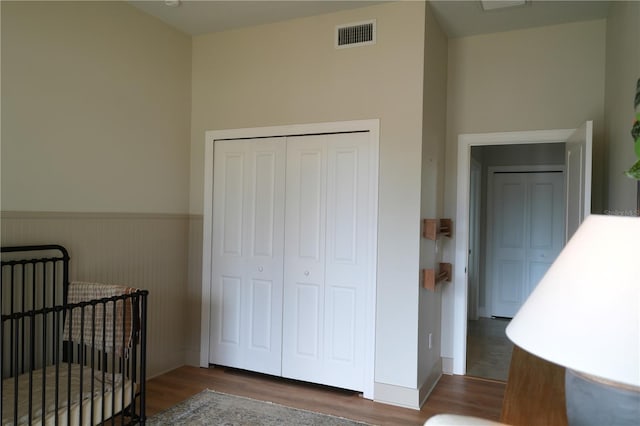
[221,153,244,256]
[323,132,369,391]
[248,278,273,350]
[330,149,358,262]
[220,275,242,345]
[282,135,327,381]
[210,138,285,376]
[297,151,323,259]
[326,286,356,361]
[294,283,321,357]
[252,152,279,257]
[244,139,286,375]
[283,133,370,391]
[210,143,247,367]
[243,143,286,375]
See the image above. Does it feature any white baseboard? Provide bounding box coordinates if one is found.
[374,382,422,410]
[419,359,443,407]
[374,359,443,410]
[442,357,454,375]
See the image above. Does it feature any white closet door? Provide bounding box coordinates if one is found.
[282,132,370,391]
[282,135,327,382]
[491,171,564,318]
[491,172,527,318]
[209,138,286,376]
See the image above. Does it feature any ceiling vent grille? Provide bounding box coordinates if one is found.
[335,20,376,49]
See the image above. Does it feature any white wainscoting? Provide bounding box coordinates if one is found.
[1,211,191,378]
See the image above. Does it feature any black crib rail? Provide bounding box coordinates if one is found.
[1,245,148,425]
[1,245,70,316]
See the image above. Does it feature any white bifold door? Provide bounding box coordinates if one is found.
[490,171,565,318]
[209,132,372,392]
[282,133,370,391]
[209,137,286,376]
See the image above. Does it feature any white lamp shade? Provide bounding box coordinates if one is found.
[506,215,640,388]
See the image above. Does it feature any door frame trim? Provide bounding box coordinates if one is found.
[468,157,481,320]
[450,128,574,375]
[200,119,379,399]
[485,165,565,319]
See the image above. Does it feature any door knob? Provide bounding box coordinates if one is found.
[304,271,310,276]
[258,266,263,272]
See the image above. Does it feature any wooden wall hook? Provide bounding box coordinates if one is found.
[422,218,453,240]
[422,262,452,291]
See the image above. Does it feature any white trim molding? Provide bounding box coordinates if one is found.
[200,119,380,399]
[451,128,574,375]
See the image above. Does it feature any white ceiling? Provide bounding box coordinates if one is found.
[128,1,384,36]
[429,0,611,38]
[128,0,612,38]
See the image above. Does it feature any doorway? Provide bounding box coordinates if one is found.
[466,155,565,381]
[450,123,593,377]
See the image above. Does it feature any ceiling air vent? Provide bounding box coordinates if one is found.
[335,20,376,49]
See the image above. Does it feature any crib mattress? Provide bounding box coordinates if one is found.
[2,364,133,426]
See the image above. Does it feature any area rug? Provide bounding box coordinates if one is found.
[148,389,372,425]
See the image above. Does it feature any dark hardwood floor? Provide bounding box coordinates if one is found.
[145,366,505,425]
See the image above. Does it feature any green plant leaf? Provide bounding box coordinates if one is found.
[625,159,640,179]
[635,138,640,159]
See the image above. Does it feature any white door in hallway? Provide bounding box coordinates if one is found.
[490,170,564,318]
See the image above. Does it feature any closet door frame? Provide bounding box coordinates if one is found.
[200,119,379,399]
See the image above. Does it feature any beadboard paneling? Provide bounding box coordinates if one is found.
[186,216,203,366]
[1,212,190,378]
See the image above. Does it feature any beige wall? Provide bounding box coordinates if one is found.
[1,2,192,377]
[5,0,626,408]
[444,19,606,210]
[190,1,428,395]
[2,0,436,401]
[442,20,606,360]
[604,1,640,215]
[1,1,192,214]
[417,2,447,400]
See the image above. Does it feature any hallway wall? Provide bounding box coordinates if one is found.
[604,1,640,214]
[442,19,606,367]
